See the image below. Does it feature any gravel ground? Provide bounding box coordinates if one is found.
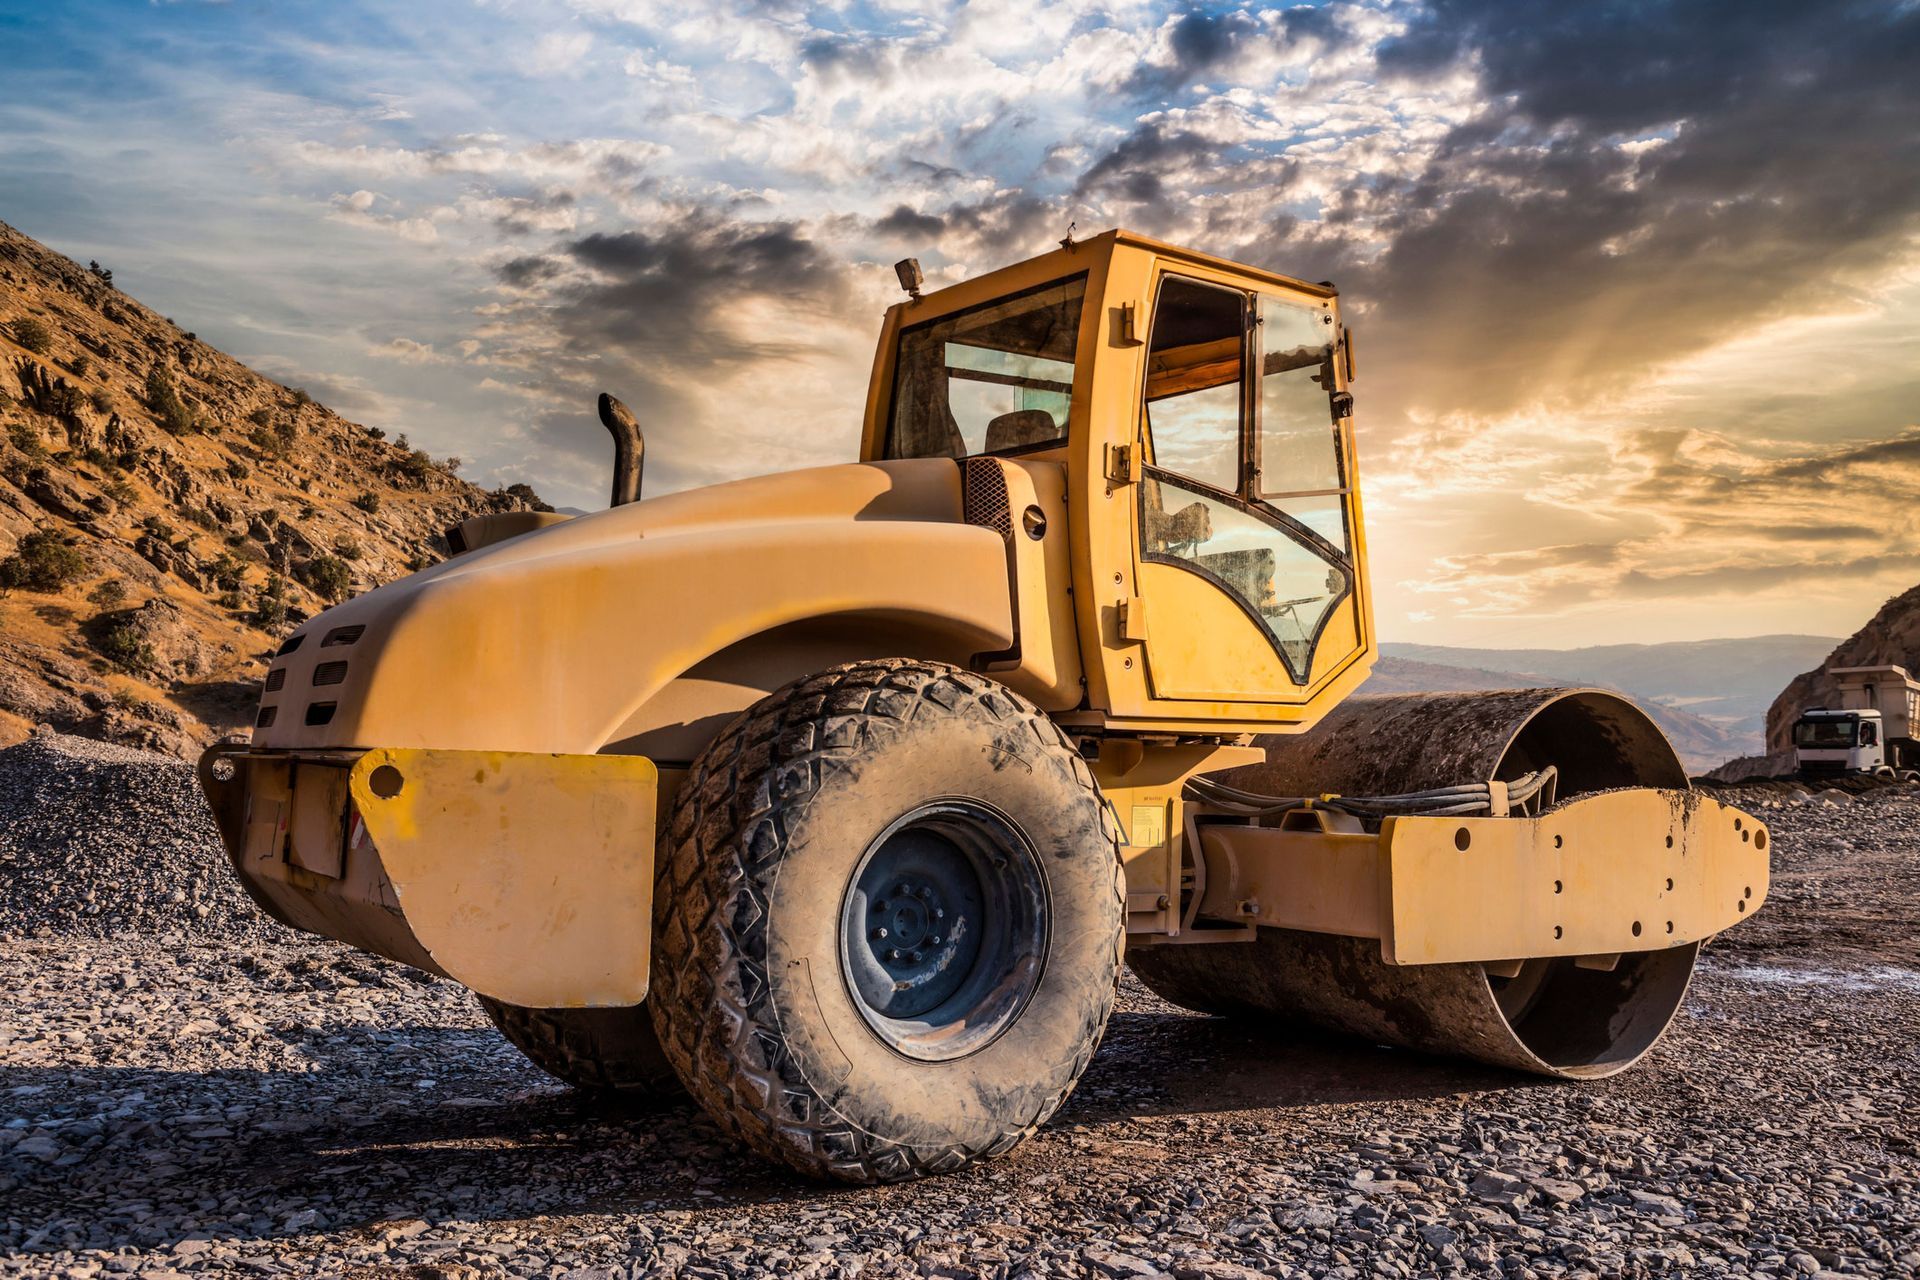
[0,733,289,942]
[1,746,1916,1279]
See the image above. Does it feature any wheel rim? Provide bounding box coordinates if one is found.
[839,800,1049,1062]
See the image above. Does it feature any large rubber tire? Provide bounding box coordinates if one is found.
[479,997,682,1096]
[649,658,1124,1183]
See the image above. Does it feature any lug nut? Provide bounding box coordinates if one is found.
[915,885,933,900]
[933,907,945,920]
[874,899,890,912]
[871,928,888,941]
[886,948,902,962]
[908,950,923,964]
[928,934,942,945]
[896,883,912,896]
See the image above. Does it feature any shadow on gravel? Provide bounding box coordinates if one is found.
[1,1058,826,1254]
[1064,1008,1532,1122]
[1,1009,1536,1256]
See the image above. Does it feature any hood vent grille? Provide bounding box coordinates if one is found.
[963,458,1012,542]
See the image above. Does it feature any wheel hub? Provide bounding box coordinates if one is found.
[840,800,1049,1061]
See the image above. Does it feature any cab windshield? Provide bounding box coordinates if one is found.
[1793,717,1858,748]
[885,276,1085,459]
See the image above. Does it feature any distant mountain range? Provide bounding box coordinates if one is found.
[1367,635,1841,773]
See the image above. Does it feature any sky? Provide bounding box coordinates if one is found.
[2,0,1916,648]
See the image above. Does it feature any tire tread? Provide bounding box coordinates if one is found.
[650,658,1123,1182]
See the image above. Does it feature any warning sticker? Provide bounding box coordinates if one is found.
[1130,803,1167,850]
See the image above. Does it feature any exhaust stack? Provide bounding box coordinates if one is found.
[598,392,645,507]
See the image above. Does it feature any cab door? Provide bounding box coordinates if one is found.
[1131,272,1359,702]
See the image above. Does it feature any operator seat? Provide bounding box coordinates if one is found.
[983,409,1059,453]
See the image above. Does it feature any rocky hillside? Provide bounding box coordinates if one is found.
[1766,582,1920,753]
[0,219,547,757]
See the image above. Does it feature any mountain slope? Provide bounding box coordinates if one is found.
[1363,655,1742,775]
[0,218,546,756]
[1765,583,1920,753]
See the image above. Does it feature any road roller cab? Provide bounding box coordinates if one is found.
[198,229,1770,1185]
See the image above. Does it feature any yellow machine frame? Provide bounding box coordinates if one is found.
[198,230,1766,1057]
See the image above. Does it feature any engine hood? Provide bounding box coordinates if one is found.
[250,459,1017,753]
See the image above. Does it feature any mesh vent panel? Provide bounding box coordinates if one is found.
[963,458,1013,541]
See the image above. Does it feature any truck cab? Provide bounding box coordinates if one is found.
[1793,707,1886,775]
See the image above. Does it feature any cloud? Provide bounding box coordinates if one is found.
[525,30,595,77]
[873,204,945,243]
[366,337,449,364]
[1123,6,1343,97]
[462,207,869,492]
[287,138,669,190]
[327,190,442,242]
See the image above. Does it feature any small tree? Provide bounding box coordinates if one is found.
[0,531,89,594]
[296,553,353,603]
[333,535,363,561]
[88,260,114,286]
[144,365,196,435]
[91,615,156,675]
[254,574,291,629]
[88,577,127,608]
[351,490,381,514]
[8,318,51,355]
[207,552,248,592]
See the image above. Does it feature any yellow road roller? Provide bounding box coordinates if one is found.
[198,229,1769,1183]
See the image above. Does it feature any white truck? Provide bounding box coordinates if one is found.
[1792,664,1920,779]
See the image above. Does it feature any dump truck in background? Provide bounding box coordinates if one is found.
[198,229,1770,1184]
[1793,664,1920,779]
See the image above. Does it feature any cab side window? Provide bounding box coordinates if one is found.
[886,277,1085,460]
[1256,293,1348,551]
[1141,277,1243,491]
